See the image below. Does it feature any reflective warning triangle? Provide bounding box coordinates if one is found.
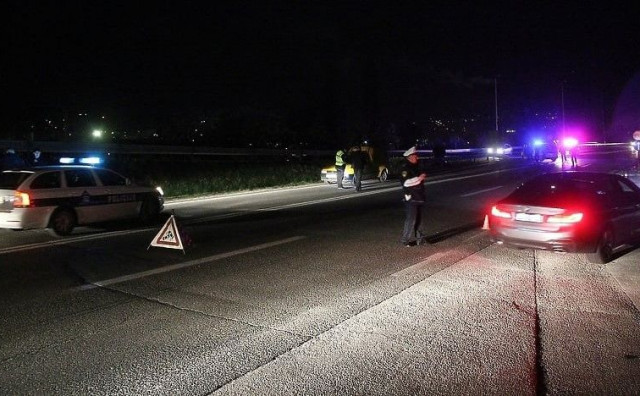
[148,215,185,254]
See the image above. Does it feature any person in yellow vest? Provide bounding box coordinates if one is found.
[335,148,347,189]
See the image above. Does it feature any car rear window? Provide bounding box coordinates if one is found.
[0,172,31,189]
[509,175,601,205]
[30,171,61,189]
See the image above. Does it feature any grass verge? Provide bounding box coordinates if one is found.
[115,159,326,198]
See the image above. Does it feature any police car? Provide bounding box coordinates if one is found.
[0,164,164,236]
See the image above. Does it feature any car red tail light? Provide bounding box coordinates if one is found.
[13,191,31,207]
[547,212,583,224]
[491,205,511,219]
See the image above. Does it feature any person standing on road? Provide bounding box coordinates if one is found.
[400,146,427,246]
[335,148,347,189]
[563,137,579,167]
[349,145,367,192]
[570,145,578,167]
[558,141,567,163]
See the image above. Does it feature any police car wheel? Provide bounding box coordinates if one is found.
[49,208,76,236]
[139,198,160,224]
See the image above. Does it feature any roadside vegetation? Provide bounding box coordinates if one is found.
[106,152,466,199]
[112,157,328,198]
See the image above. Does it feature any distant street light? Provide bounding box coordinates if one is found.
[92,129,103,139]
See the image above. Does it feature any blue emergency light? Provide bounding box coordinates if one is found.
[59,156,103,165]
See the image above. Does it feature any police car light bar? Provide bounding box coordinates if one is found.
[59,157,102,165]
[79,157,102,165]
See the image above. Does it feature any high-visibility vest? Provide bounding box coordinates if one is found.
[335,150,345,166]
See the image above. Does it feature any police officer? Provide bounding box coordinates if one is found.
[349,145,367,192]
[569,145,578,167]
[335,148,347,189]
[400,146,427,246]
[558,141,567,163]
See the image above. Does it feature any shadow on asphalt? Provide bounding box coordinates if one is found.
[425,220,483,244]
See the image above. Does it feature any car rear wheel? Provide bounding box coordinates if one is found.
[49,208,76,236]
[139,197,160,224]
[379,168,389,182]
[588,227,614,264]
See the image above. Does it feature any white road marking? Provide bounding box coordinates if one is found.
[75,236,306,291]
[0,228,153,255]
[164,184,323,207]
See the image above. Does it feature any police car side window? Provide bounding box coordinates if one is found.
[65,170,96,188]
[95,169,127,186]
[30,172,61,189]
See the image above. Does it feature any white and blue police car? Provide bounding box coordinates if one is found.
[0,160,164,236]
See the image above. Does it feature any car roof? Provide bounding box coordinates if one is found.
[525,171,621,186]
[2,165,98,172]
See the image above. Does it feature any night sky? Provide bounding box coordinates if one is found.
[4,1,640,142]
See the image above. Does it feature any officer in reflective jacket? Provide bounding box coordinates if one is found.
[400,146,427,246]
[335,148,347,189]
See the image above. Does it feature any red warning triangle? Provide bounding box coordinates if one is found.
[148,215,185,253]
